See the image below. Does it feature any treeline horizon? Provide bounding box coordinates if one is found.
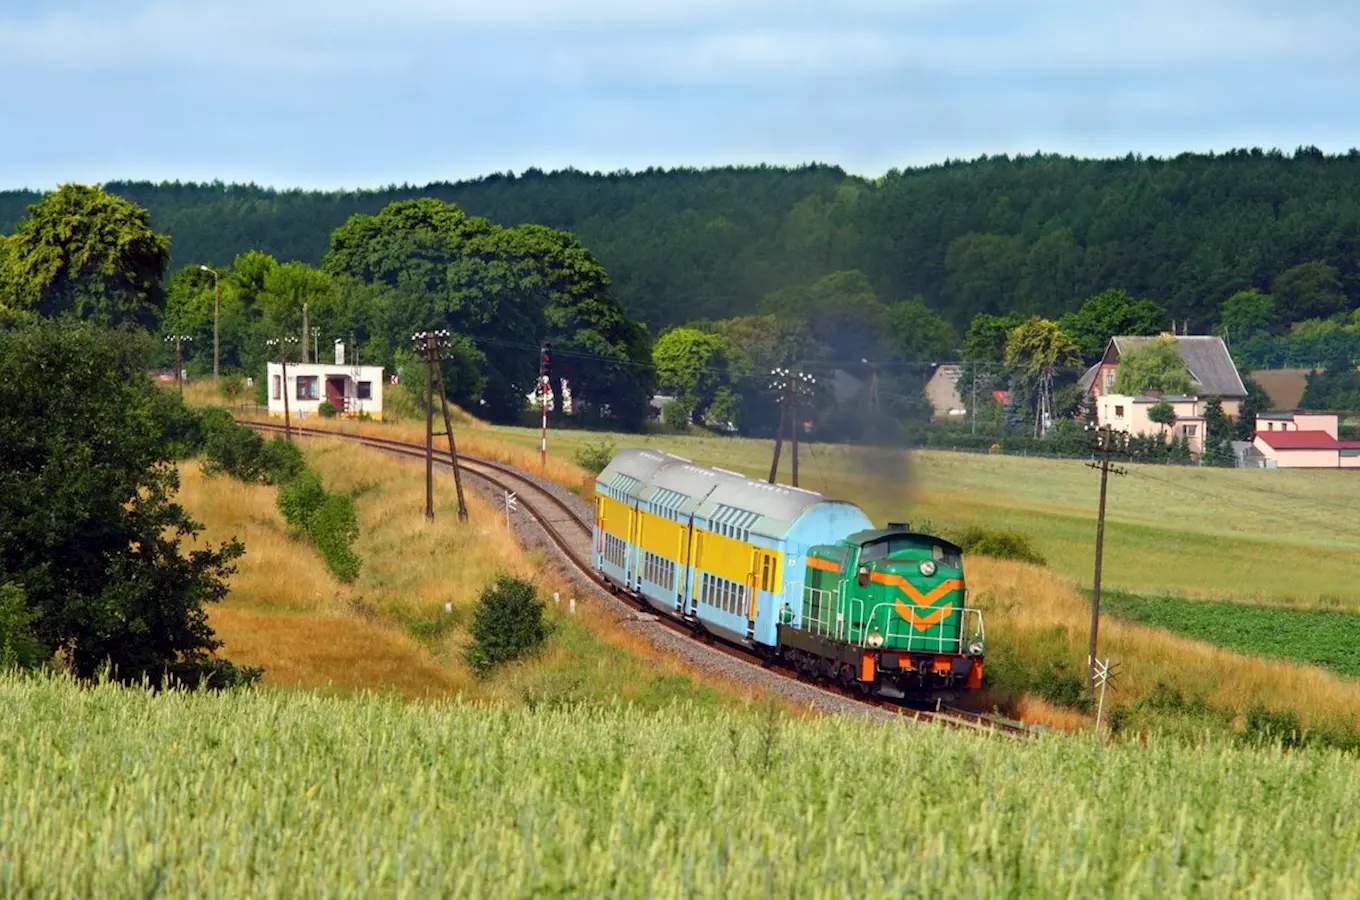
[4,146,1360,334]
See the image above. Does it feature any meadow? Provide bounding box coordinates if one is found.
[477,424,1360,607]
[1101,590,1360,679]
[194,402,1360,730]
[3,672,1358,898]
[178,437,753,709]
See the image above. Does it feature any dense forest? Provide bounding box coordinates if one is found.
[4,148,1360,333]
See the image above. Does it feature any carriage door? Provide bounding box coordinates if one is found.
[677,516,694,613]
[627,502,641,588]
[744,547,760,635]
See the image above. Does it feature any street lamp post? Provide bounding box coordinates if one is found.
[164,334,192,399]
[200,265,221,387]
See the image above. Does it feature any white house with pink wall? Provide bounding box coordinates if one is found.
[1252,412,1360,468]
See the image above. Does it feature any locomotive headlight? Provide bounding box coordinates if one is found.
[866,629,885,649]
[918,560,937,577]
[967,638,985,656]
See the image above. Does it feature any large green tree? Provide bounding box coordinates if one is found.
[758,270,888,362]
[1113,338,1193,395]
[652,327,748,425]
[0,185,170,326]
[0,318,244,682]
[1217,289,1276,342]
[885,297,958,361]
[1004,317,1080,436]
[1057,289,1167,362]
[323,198,649,423]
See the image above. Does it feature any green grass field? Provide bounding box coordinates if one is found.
[488,425,1360,606]
[1101,590,1360,679]
[5,672,1360,898]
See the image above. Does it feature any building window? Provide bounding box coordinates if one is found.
[1183,425,1198,437]
[272,375,281,400]
[357,380,372,400]
[1114,405,1125,418]
[1103,371,1115,390]
[296,376,319,401]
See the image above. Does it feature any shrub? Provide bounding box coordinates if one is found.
[220,374,248,403]
[573,441,616,475]
[951,525,1047,566]
[466,574,548,676]
[0,583,47,672]
[200,409,270,482]
[277,470,327,530]
[257,436,307,485]
[661,401,690,431]
[148,388,204,459]
[309,494,361,583]
[317,400,338,419]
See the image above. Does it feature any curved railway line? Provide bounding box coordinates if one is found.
[244,418,1032,738]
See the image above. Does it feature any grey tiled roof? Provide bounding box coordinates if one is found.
[1110,335,1247,398]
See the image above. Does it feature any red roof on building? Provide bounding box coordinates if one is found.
[1255,430,1340,450]
[992,390,1011,404]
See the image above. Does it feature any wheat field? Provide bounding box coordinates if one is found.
[3,672,1358,898]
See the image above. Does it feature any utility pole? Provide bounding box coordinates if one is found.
[861,358,879,413]
[539,341,553,471]
[414,330,469,522]
[767,368,816,488]
[310,325,320,366]
[301,303,310,363]
[200,265,220,388]
[1085,424,1127,699]
[266,335,299,441]
[164,334,192,399]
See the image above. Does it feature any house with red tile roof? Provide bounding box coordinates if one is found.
[1252,413,1360,468]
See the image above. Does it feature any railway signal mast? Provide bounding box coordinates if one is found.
[265,335,299,441]
[767,368,816,488]
[1085,424,1126,699]
[413,330,469,522]
[539,341,552,471]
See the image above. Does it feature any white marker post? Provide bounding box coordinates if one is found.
[494,490,518,530]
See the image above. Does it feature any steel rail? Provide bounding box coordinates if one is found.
[242,418,1032,737]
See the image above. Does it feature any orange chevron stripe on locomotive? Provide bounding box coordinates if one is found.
[869,572,963,632]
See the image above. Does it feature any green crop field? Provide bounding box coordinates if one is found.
[1102,591,1360,679]
[488,425,1360,606]
[4,673,1359,897]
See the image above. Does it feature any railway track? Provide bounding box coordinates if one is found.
[244,419,1032,738]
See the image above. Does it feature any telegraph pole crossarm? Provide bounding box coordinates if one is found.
[1085,424,1127,699]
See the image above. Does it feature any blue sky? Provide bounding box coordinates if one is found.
[1,0,1356,189]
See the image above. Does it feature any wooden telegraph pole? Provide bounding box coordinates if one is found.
[265,335,299,441]
[414,330,469,522]
[539,341,552,471]
[767,367,816,488]
[1086,424,1126,699]
[164,334,192,399]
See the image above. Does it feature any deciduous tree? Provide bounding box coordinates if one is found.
[1057,289,1167,362]
[0,185,169,326]
[1113,338,1193,396]
[0,318,245,683]
[1004,317,1079,437]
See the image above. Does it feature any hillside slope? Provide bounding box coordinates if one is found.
[5,149,1359,329]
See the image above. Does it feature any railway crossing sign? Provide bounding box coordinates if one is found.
[494,491,518,529]
[1092,657,1121,734]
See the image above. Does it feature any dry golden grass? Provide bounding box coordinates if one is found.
[972,556,1360,729]
[208,608,469,698]
[178,441,774,709]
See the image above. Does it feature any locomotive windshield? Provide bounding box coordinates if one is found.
[859,538,961,569]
